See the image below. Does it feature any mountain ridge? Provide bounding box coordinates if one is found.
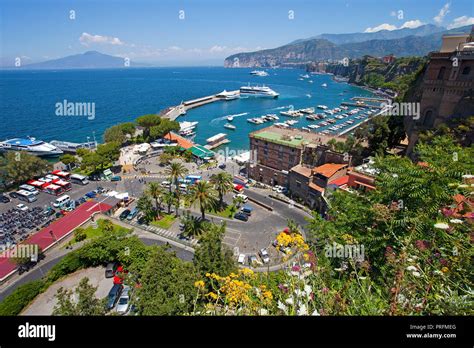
[225,25,472,68]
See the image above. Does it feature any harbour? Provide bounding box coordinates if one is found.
[1,67,377,152]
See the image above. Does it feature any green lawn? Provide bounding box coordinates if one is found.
[68,219,130,245]
[207,204,237,219]
[150,214,177,229]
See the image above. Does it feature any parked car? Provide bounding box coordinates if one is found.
[16,203,29,211]
[127,208,139,221]
[248,254,259,266]
[8,192,18,199]
[160,181,171,188]
[233,193,248,203]
[105,262,118,278]
[259,248,270,264]
[119,209,131,220]
[115,286,131,314]
[218,163,226,169]
[0,194,10,203]
[241,205,253,216]
[43,207,56,217]
[111,175,122,182]
[85,191,97,198]
[234,212,249,222]
[238,254,246,265]
[106,284,123,310]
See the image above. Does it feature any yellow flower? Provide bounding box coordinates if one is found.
[194,280,205,289]
[207,292,218,300]
[239,268,254,277]
[441,267,449,273]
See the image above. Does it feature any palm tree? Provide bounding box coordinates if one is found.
[189,181,218,220]
[137,194,154,223]
[210,172,234,209]
[181,214,206,239]
[165,161,188,192]
[147,182,163,217]
[162,190,175,215]
[174,190,181,217]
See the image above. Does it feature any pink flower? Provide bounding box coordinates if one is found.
[322,287,329,294]
[291,265,301,272]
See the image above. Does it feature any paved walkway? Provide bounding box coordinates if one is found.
[21,266,111,315]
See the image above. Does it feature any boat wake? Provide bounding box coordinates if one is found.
[210,112,249,124]
[272,105,291,110]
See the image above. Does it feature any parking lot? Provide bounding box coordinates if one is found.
[0,174,122,248]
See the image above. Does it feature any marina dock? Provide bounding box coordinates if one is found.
[163,90,240,121]
[341,102,382,109]
[351,96,390,103]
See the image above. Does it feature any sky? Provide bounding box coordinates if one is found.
[1,0,473,66]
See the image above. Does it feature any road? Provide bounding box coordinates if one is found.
[0,235,193,303]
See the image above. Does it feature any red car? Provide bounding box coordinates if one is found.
[113,265,128,285]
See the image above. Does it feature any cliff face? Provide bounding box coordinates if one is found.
[224,39,344,68]
[309,56,427,97]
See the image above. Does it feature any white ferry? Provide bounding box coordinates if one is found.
[0,137,63,157]
[240,85,279,98]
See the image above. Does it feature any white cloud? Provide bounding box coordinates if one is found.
[400,20,425,29]
[364,19,426,33]
[447,16,474,29]
[79,32,124,46]
[434,3,450,24]
[364,23,398,33]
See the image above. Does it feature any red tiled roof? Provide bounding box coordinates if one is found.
[290,164,313,178]
[314,163,347,178]
[308,182,324,193]
[329,175,349,187]
[164,132,194,150]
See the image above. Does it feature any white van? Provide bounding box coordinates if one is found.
[19,184,40,195]
[53,195,71,208]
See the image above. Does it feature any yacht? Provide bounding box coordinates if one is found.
[0,137,63,157]
[224,123,236,130]
[285,120,298,126]
[247,118,264,124]
[179,121,198,135]
[299,107,315,114]
[307,124,320,129]
[240,85,279,98]
[317,105,328,110]
[226,116,234,122]
[250,70,269,77]
[217,90,240,100]
[321,83,328,87]
[280,110,303,117]
[300,74,310,79]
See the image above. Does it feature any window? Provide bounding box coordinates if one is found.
[437,67,446,80]
[423,110,435,127]
[462,66,471,75]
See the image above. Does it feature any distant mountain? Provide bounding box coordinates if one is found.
[21,51,142,69]
[292,24,446,45]
[224,25,472,68]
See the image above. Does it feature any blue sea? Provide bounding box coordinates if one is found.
[0,67,373,151]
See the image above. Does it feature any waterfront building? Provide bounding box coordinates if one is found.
[247,125,350,187]
[405,27,474,155]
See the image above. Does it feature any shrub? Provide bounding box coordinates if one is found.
[0,280,45,316]
[74,227,87,242]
